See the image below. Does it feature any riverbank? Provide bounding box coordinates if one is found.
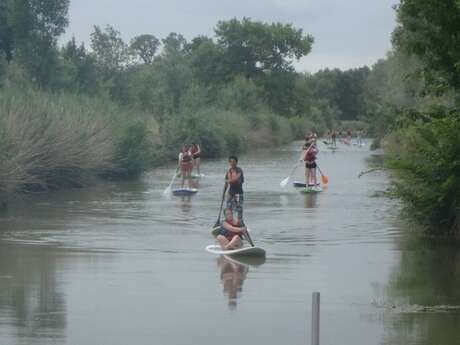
[0,82,327,209]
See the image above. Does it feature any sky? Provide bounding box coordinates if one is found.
[63,0,398,73]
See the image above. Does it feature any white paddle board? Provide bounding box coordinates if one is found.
[206,245,266,257]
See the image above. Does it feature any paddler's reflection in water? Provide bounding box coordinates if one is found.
[178,196,192,213]
[217,256,248,310]
[304,194,318,209]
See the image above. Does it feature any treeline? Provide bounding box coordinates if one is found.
[361,0,460,239]
[0,0,373,207]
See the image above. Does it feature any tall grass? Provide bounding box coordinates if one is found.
[0,87,114,196]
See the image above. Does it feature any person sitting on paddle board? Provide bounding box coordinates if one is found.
[178,144,193,188]
[216,208,247,250]
[225,156,244,224]
[191,143,202,176]
[303,137,319,187]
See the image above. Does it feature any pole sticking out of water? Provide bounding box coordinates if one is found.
[311,292,320,345]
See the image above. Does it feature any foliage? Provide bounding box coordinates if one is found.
[386,110,460,237]
[90,25,129,77]
[130,34,159,64]
[0,0,70,87]
[393,0,460,91]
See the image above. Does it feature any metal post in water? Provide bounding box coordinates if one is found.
[311,292,320,345]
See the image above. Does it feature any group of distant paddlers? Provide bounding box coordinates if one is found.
[174,129,363,251]
[326,129,365,147]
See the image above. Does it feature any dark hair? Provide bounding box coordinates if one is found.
[228,155,238,163]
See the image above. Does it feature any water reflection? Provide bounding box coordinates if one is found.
[382,237,460,345]
[0,244,66,343]
[217,255,266,310]
[303,194,318,209]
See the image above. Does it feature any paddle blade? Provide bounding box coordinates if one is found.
[163,185,172,196]
[280,176,290,188]
[321,174,329,185]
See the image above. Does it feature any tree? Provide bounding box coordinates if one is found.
[393,0,460,90]
[130,34,160,64]
[90,25,129,77]
[61,37,98,93]
[2,0,70,87]
[188,36,228,86]
[215,18,314,78]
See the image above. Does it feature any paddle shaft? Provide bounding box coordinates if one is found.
[244,230,255,247]
[214,183,228,227]
[165,167,179,193]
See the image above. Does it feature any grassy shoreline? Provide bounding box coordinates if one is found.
[0,86,314,209]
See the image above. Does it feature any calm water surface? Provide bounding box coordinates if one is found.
[0,141,459,345]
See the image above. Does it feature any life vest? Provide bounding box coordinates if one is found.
[304,147,317,162]
[181,150,192,163]
[191,145,199,155]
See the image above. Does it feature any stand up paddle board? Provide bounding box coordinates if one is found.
[176,173,204,179]
[299,186,322,194]
[172,188,198,196]
[293,182,321,188]
[206,245,266,257]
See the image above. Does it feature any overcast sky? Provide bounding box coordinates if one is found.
[63,0,397,72]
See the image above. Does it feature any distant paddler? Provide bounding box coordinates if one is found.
[178,144,193,188]
[332,129,337,147]
[191,143,202,176]
[302,135,319,187]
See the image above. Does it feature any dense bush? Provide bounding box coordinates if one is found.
[385,110,460,238]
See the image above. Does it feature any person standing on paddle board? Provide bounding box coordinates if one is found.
[216,208,246,250]
[332,129,337,147]
[303,136,319,187]
[178,144,193,188]
[225,155,244,224]
[191,143,202,176]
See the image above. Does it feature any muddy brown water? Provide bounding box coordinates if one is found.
[1,141,459,345]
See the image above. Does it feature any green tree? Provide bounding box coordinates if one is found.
[60,38,98,93]
[90,25,129,77]
[215,18,313,78]
[2,0,70,87]
[130,34,160,64]
[393,0,460,90]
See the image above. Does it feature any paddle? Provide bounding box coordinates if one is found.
[244,228,255,247]
[317,165,329,185]
[163,167,179,196]
[280,142,314,188]
[213,183,228,228]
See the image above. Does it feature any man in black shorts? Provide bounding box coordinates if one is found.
[225,156,244,224]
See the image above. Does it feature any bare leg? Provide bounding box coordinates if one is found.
[181,171,185,188]
[217,235,230,249]
[312,168,317,185]
[185,171,192,188]
[225,236,243,250]
[196,158,201,175]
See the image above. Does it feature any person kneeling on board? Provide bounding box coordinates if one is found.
[216,208,247,250]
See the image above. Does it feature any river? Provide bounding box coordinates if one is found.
[0,141,459,345]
